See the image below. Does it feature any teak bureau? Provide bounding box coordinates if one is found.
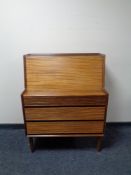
[21,53,109,152]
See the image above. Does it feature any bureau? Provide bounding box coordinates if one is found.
[21,53,108,152]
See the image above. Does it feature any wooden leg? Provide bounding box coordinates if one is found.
[28,137,35,152]
[96,137,103,152]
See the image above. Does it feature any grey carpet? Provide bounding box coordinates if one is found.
[0,125,131,175]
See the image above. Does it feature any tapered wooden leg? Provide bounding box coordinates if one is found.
[28,137,35,152]
[96,137,103,152]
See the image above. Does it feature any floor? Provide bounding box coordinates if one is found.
[0,124,131,175]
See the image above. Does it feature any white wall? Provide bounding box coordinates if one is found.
[0,0,131,123]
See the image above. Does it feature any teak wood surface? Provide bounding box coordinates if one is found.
[21,53,109,152]
[24,54,105,92]
[26,121,104,135]
[25,107,105,121]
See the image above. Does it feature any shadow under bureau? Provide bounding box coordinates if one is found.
[21,53,109,152]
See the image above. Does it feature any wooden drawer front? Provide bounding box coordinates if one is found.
[26,121,104,134]
[25,107,105,121]
[23,96,107,107]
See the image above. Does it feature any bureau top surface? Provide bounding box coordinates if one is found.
[24,53,105,93]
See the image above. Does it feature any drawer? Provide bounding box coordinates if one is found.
[25,107,105,121]
[26,121,104,135]
[23,95,108,107]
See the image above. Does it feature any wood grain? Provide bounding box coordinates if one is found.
[23,93,108,106]
[24,54,105,92]
[21,53,108,151]
[25,107,105,121]
[26,121,104,134]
